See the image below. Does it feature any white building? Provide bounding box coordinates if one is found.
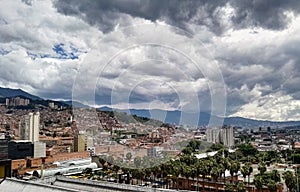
[148,146,164,157]
[206,126,234,147]
[206,128,221,144]
[48,102,55,109]
[19,112,40,142]
[33,141,46,158]
[222,126,234,147]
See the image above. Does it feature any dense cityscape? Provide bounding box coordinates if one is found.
[1,95,300,192]
[2,1,300,192]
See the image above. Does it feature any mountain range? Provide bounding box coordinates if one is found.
[0,87,41,100]
[98,107,300,128]
[1,86,300,128]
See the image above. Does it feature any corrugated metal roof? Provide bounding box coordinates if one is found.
[0,178,81,192]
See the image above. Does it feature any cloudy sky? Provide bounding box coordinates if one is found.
[1,0,300,121]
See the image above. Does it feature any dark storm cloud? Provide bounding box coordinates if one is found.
[53,0,227,34]
[231,0,300,30]
[54,0,300,34]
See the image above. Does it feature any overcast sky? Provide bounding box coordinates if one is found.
[1,0,300,121]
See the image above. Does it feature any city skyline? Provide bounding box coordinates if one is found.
[1,1,300,121]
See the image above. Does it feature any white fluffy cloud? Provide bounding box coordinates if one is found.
[1,0,300,121]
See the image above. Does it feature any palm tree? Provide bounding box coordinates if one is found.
[240,164,248,182]
[180,154,196,166]
[220,157,230,183]
[140,169,147,185]
[229,160,240,183]
[194,160,201,191]
[170,160,182,189]
[144,167,152,184]
[270,169,281,183]
[225,182,235,192]
[283,170,296,192]
[247,164,253,184]
[258,161,267,175]
[237,182,246,192]
[211,165,222,191]
[131,168,138,185]
[182,164,192,190]
[241,163,253,184]
[152,165,161,183]
[267,180,278,192]
[254,175,264,192]
[190,166,198,190]
[211,166,221,182]
[161,162,171,189]
[198,160,209,191]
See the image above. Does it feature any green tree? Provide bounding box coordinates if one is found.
[254,175,264,192]
[134,157,142,168]
[290,154,300,164]
[237,143,258,157]
[211,165,222,192]
[220,157,230,183]
[258,161,267,175]
[198,160,210,190]
[182,146,193,155]
[229,160,240,183]
[209,143,225,152]
[283,171,296,192]
[126,152,132,161]
[225,182,234,192]
[237,182,246,192]
[182,164,192,189]
[241,164,248,182]
[211,165,221,182]
[171,160,182,190]
[270,169,281,183]
[247,164,253,184]
[267,180,277,192]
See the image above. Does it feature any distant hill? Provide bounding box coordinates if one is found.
[223,116,300,128]
[0,87,42,100]
[61,100,91,108]
[99,106,300,128]
[1,86,299,128]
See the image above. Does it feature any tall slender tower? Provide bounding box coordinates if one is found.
[19,112,40,142]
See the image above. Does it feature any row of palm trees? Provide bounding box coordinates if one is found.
[253,161,281,192]
[95,140,300,191]
[115,153,254,191]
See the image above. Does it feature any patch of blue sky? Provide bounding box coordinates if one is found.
[27,43,85,60]
[0,48,11,56]
[27,51,51,60]
[52,43,82,60]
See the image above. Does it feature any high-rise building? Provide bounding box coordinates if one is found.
[6,97,30,106]
[19,112,40,142]
[222,126,234,147]
[74,134,86,152]
[206,128,221,144]
[206,126,234,147]
[48,102,55,109]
